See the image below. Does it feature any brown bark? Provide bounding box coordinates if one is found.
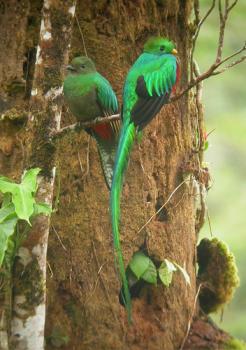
[46,1,198,350]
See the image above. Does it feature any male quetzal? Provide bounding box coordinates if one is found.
[63,56,119,188]
[110,37,180,322]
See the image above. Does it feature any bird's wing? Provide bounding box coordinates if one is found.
[89,74,120,189]
[96,74,118,115]
[131,55,177,130]
[93,73,121,136]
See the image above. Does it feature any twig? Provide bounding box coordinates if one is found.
[138,179,189,234]
[85,262,106,301]
[84,135,90,179]
[78,134,90,181]
[206,128,216,138]
[179,283,202,350]
[214,41,246,69]
[191,0,216,80]
[75,14,88,57]
[25,49,30,95]
[47,260,54,278]
[212,54,246,75]
[91,241,123,329]
[170,42,245,103]
[52,225,67,251]
[181,0,244,103]
[207,210,213,237]
[193,60,203,154]
[216,0,238,62]
[51,114,120,139]
[54,165,61,212]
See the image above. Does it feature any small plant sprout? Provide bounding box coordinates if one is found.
[126,252,190,292]
[158,259,191,287]
[129,251,157,285]
[0,168,52,267]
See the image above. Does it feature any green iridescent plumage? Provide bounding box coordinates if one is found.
[63,56,119,188]
[110,37,179,323]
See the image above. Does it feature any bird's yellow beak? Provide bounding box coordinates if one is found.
[172,48,178,55]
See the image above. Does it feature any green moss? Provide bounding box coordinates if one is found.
[14,257,45,309]
[47,326,69,348]
[197,238,240,314]
[64,300,83,327]
[0,108,28,122]
[223,337,246,350]
[6,79,26,96]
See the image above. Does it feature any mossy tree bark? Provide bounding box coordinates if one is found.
[46,1,199,350]
[0,1,234,350]
[0,0,76,349]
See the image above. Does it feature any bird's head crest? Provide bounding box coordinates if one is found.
[143,37,177,55]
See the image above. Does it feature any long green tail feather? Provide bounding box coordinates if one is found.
[94,136,118,189]
[110,122,136,323]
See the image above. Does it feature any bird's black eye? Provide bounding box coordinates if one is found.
[160,45,165,51]
[81,64,85,68]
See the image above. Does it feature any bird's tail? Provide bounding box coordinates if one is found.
[110,121,136,323]
[89,120,120,189]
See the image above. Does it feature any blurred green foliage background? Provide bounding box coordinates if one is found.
[195,0,246,340]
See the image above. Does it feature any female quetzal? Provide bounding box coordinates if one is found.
[110,37,180,322]
[63,56,119,188]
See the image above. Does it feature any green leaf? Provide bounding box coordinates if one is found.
[0,178,17,194]
[2,193,12,206]
[33,203,52,216]
[0,214,18,266]
[0,203,16,223]
[0,168,41,223]
[129,252,150,279]
[173,261,191,286]
[21,168,41,193]
[0,176,14,184]
[126,268,139,288]
[158,259,177,287]
[203,140,209,151]
[141,259,157,285]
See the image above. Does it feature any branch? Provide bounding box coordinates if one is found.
[51,113,120,139]
[216,0,238,62]
[190,0,216,80]
[180,284,202,350]
[137,179,189,234]
[215,41,246,68]
[212,54,246,75]
[182,0,244,103]
[171,42,246,103]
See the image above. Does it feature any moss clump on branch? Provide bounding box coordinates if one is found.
[197,237,239,314]
[223,337,246,350]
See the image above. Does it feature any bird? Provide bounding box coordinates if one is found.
[63,56,119,189]
[110,37,180,323]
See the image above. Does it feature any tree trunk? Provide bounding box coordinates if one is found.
[0,1,233,350]
[46,1,198,350]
